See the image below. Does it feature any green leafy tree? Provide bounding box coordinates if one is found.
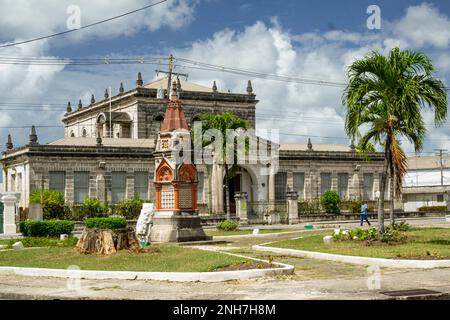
[320,190,341,214]
[30,189,70,220]
[195,112,250,219]
[343,47,447,234]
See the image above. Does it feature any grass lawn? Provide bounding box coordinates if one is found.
[0,244,248,272]
[205,228,305,237]
[268,228,450,260]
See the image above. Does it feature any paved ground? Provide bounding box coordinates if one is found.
[0,217,449,300]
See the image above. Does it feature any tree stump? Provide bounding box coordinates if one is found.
[76,227,141,255]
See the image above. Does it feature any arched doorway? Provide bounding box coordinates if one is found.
[223,167,255,215]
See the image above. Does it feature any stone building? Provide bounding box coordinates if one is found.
[402,154,450,211]
[1,73,385,216]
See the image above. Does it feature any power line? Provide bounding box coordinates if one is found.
[0,125,62,129]
[0,0,168,49]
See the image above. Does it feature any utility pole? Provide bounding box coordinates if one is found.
[109,86,112,138]
[155,54,188,97]
[435,149,447,186]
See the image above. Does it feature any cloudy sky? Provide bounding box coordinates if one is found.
[1,0,450,157]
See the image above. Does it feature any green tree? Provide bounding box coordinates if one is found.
[343,47,447,234]
[195,112,250,219]
[30,189,70,220]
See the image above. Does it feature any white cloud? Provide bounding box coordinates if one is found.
[392,2,450,48]
[0,0,196,45]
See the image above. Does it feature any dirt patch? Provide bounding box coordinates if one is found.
[213,261,278,272]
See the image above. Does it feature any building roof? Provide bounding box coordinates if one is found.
[49,137,155,148]
[407,155,450,170]
[279,143,351,152]
[145,77,215,93]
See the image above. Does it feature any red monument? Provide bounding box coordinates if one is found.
[150,81,211,242]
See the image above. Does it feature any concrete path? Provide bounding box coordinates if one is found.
[0,217,449,300]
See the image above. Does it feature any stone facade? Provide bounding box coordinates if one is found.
[1,75,385,217]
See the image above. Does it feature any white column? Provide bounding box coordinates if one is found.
[268,172,275,212]
[217,165,224,214]
[234,192,248,224]
[1,193,21,235]
[287,191,299,225]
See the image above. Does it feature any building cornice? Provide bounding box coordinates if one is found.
[279,150,385,162]
[2,145,154,160]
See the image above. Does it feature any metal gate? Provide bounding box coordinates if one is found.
[0,202,3,233]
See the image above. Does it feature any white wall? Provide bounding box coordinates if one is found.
[404,169,450,187]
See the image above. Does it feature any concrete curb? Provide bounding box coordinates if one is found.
[211,228,330,240]
[252,243,450,269]
[0,255,294,283]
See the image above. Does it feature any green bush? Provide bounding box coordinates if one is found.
[320,191,340,214]
[418,205,447,212]
[77,197,109,219]
[85,216,127,230]
[298,199,321,214]
[112,196,144,219]
[333,226,402,243]
[392,221,411,231]
[216,220,239,231]
[29,190,71,220]
[19,220,74,237]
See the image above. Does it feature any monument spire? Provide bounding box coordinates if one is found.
[160,80,188,132]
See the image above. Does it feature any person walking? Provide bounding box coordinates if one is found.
[360,202,371,226]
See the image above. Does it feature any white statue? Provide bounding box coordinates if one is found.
[136,203,155,244]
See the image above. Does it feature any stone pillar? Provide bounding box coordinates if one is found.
[331,172,338,191]
[216,165,224,214]
[1,192,21,235]
[234,192,248,224]
[286,191,299,225]
[268,172,275,212]
[96,172,106,204]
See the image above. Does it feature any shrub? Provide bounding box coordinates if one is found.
[29,190,71,220]
[216,220,239,231]
[298,199,321,214]
[85,216,127,230]
[333,226,402,243]
[77,197,109,219]
[320,191,340,214]
[19,220,74,237]
[392,221,411,231]
[342,200,362,213]
[418,205,447,212]
[112,196,144,219]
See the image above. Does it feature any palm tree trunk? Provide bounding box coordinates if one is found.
[389,166,395,227]
[378,153,388,235]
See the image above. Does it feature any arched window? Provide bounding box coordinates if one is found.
[82,129,87,137]
[70,130,75,137]
[154,115,164,130]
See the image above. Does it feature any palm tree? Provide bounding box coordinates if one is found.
[195,112,250,219]
[343,47,447,234]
